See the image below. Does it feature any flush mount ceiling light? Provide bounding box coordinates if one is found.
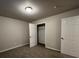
[54,6,57,8]
[25,7,33,14]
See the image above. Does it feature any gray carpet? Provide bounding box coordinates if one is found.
[0,45,75,58]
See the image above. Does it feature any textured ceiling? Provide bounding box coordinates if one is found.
[0,0,79,22]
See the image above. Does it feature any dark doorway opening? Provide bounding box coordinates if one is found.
[37,23,45,46]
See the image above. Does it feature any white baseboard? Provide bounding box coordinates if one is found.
[46,46,60,52]
[0,43,29,53]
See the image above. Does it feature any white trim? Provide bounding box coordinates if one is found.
[0,43,29,53]
[46,46,60,52]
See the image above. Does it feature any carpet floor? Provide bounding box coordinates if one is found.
[0,45,75,58]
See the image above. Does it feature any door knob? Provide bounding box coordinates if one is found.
[61,37,64,40]
[29,36,31,38]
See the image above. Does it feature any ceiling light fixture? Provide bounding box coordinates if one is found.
[54,6,57,8]
[25,7,33,13]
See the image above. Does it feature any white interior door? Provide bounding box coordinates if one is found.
[29,23,37,48]
[61,16,79,57]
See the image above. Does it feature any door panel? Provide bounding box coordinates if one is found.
[29,23,37,48]
[61,16,79,57]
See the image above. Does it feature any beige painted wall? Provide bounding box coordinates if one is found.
[0,16,29,52]
[32,8,79,51]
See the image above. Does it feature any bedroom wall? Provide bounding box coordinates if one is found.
[0,16,29,52]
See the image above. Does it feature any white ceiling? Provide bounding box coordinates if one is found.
[0,0,79,22]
